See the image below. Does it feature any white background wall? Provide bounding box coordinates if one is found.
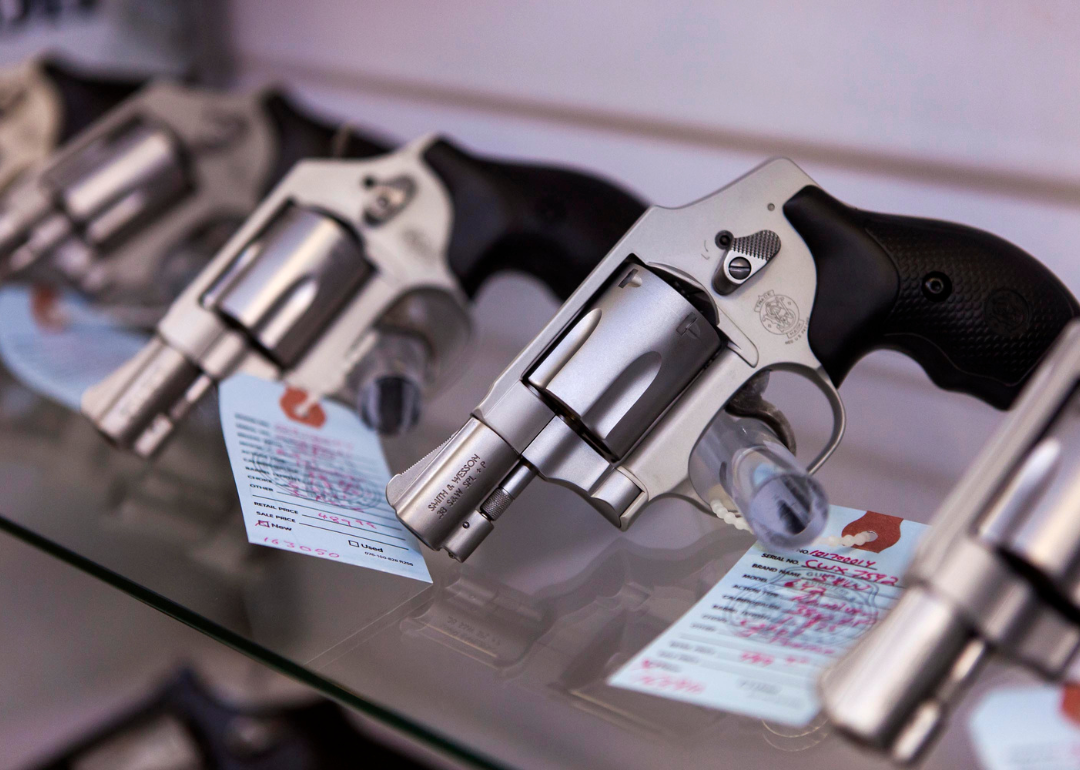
[230,1,1080,195]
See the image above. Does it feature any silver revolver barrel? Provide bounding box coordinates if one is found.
[820,320,1080,763]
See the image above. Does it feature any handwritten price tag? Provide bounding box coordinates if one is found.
[608,506,926,726]
[219,374,431,582]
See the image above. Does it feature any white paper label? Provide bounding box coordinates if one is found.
[0,285,147,410]
[970,685,1080,770]
[608,506,927,725]
[219,373,431,583]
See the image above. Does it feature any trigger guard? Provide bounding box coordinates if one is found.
[759,362,845,475]
[726,376,798,454]
[805,368,845,474]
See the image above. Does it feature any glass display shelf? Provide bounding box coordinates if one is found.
[0,360,1024,770]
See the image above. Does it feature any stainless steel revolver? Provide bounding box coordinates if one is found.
[0,76,388,306]
[387,159,1079,562]
[820,319,1080,763]
[81,136,645,456]
[0,57,141,194]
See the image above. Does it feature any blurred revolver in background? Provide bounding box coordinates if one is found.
[387,158,1079,562]
[821,319,1080,763]
[81,135,644,456]
[34,668,414,770]
[0,75,389,313]
[0,57,142,194]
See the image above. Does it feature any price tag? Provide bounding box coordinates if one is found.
[608,506,927,725]
[219,373,431,582]
[0,285,146,410]
[970,685,1080,770]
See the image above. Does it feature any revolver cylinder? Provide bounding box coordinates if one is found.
[50,119,189,245]
[87,203,375,455]
[525,264,722,459]
[201,203,372,367]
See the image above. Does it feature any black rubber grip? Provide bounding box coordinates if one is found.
[423,138,646,300]
[40,59,143,142]
[784,185,1079,409]
[260,91,393,192]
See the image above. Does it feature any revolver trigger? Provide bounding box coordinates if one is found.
[725,372,797,454]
